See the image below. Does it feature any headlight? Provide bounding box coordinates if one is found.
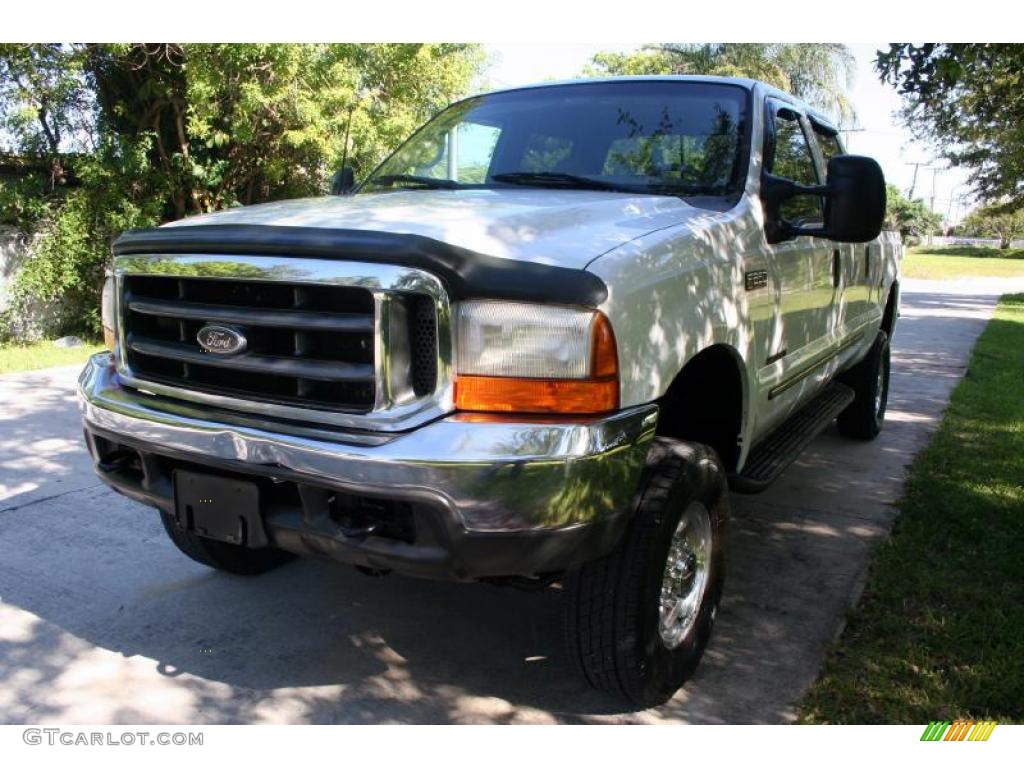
[101,275,116,350]
[454,301,618,415]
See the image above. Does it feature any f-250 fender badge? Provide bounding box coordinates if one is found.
[196,325,247,356]
[745,270,769,291]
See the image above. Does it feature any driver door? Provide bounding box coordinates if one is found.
[757,102,837,426]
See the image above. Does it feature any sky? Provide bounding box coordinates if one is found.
[483,43,974,224]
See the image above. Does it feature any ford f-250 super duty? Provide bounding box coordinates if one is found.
[79,76,901,706]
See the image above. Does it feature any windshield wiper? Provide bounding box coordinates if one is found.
[493,172,727,198]
[368,174,462,190]
[644,183,728,197]
[490,172,636,193]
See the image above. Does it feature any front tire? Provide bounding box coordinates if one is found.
[563,438,727,707]
[836,330,890,440]
[159,512,293,576]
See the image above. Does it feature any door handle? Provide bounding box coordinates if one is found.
[832,249,841,289]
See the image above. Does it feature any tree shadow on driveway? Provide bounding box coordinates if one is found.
[0,473,896,725]
[0,284,1008,724]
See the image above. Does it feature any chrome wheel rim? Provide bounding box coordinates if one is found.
[658,501,713,650]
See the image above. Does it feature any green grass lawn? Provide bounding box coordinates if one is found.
[799,294,1024,723]
[903,245,1024,280]
[0,339,105,374]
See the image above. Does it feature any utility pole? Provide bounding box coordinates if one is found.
[906,162,923,199]
[957,195,968,226]
[955,193,971,226]
[929,167,941,214]
[947,182,965,223]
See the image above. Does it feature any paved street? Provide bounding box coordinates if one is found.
[1,278,1020,724]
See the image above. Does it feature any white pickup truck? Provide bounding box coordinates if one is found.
[80,75,901,706]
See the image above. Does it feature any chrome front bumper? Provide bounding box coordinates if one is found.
[79,353,658,578]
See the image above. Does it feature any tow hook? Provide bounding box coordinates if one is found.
[97,449,136,474]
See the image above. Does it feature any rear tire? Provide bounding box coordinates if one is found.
[159,512,293,576]
[836,330,890,440]
[563,438,727,707]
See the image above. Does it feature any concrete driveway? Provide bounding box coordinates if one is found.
[2,278,1020,724]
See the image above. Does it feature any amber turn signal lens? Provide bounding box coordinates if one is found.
[454,375,618,414]
[103,327,116,350]
[590,312,617,378]
[454,312,619,415]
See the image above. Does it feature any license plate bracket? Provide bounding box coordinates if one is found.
[173,470,268,548]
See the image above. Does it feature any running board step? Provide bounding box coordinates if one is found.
[730,382,855,494]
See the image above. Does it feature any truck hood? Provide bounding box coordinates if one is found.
[166,189,702,270]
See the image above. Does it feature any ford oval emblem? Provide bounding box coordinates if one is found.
[196,325,247,356]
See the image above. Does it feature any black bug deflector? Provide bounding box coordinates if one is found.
[113,224,609,307]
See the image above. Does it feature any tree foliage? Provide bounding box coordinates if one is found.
[0,43,484,338]
[0,44,94,157]
[81,44,483,217]
[884,184,942,240]
[588,44,856,124]
[958,204,1024,248]
[877,44,1024,209]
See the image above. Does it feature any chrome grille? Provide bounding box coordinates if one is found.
[122,275,380,411]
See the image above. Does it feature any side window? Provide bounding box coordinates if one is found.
[768,111,822,224]
[814,128,843,167]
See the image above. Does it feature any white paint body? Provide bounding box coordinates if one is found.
[169,79,902,471]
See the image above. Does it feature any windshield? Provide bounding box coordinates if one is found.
[360,81,749,198]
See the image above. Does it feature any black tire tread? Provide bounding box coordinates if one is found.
[564,438,727,705]
[159,513,292,576]
[836,330,889,440]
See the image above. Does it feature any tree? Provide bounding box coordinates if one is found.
[877,44,1024,210]
[883,184,942,241]
[0,44,94,157]
[0,43,484,338]
[959,204,1024,249]
[2,44,483,218]
[588,44,856,124]
[82,43,484,218]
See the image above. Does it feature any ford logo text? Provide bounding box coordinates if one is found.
[196,325,247,356]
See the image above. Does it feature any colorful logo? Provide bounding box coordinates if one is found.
[920,721,997,741]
